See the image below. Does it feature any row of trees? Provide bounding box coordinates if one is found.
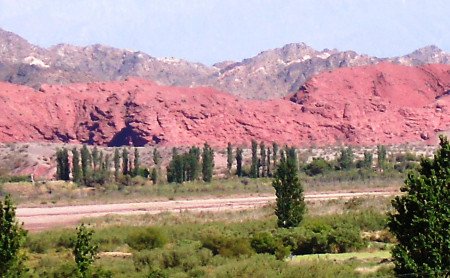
[56,145,155,186]
[166,143,214,183]
[226,141,280,178]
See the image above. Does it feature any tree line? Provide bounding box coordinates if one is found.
[55,145,161,186]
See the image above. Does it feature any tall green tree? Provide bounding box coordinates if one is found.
[273,148,305,228]
[272,142,279,171]
[267,148,271,177]
[227,143,233,175]
[377,145,387,170]
[91,146,99,171]
[72,148,82,184]
[81,144,91,184]
[236,147,243,177]
[202,143,214,182]
[133,148,140,177]
[260,142,267,177]
[113,148,120,182]
[167,148,185,184]
[388,136,450,277]
[185,146,200,181]
[122,148,129,176]
[337,147,354,170]
[153,148,161,167]
[0,195,27,277]
[56,148,70,181]
[363,151,373,169]
[250,140,258,178]
[73,223,98,278]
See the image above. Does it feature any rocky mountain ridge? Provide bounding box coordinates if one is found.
[0,63,448,147]
[1,28,449,99]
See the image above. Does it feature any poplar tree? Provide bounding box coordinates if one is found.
[81,144,91,184]
[272,142,279,169]
[236,147,243,177]
[186,146,200,181]
[153,148,161,167]
[337,147,354,170]
[388,136,450,276]
[56,148,70,181]
[133,148,140,177]
[250,140,258,178]
[202,143,214,182]
[73,223,98,278]
[91,146,99,171]
[273,147,305,228]
[227,142,233,175]
[260,142,266,177]
[0,195,27,277]
[377,145,387,170]
[72,148,82,183]
[122,148,129,176]
[267,148,271,177]
[113,148,120,182]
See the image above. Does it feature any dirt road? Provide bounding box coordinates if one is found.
[17,190,397,231]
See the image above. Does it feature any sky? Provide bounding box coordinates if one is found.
[0,0,449,65]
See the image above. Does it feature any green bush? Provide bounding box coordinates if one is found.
[304,158,332,176]
[285,220,365,255]
[200,228,253,258]
[126,227,167,251]
[250,231,290,259]
[134,240,212,273]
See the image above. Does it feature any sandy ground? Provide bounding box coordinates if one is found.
[17,189,397,232]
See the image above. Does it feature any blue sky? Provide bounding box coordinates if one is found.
[0,0,448,65]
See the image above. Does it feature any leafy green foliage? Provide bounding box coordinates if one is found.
[81,144,91,185]
[113,148,120,182]
[388,136,450,277]
[133,147,140,177]
[273,148,306,228]
[260,142,267,177]
[304,157,332,176]
[250,140,258,178]
[0,195,27,277]
[122,148,129,176]
[226,142,233,174]
[72,148,82,184]
[167,146,201,183]
[126,227,167,251]
[235,147,243,177]
[201,143,214,182]
[337,147,354,170]
[377,145,387,170]
[56,148,70,181]
[73,223,98,278]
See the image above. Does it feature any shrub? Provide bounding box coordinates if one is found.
[304,158,332,176]
[250,232,290,259]
[126,227,168,251]
[200,228,253,258]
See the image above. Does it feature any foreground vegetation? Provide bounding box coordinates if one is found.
[21,200,393,277]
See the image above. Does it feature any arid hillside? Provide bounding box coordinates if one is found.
[0,63,449,147]
[1,28,450,99]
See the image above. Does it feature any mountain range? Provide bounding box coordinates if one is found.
[1,27,449,99]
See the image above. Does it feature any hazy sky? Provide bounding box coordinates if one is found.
[0,0,448,65]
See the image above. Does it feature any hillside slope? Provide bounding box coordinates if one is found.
[0,63,449,147]
[1,28,449,99]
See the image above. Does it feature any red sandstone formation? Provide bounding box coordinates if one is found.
[0,63,449,147]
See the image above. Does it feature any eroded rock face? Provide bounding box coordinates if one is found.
[0,63,449,147]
